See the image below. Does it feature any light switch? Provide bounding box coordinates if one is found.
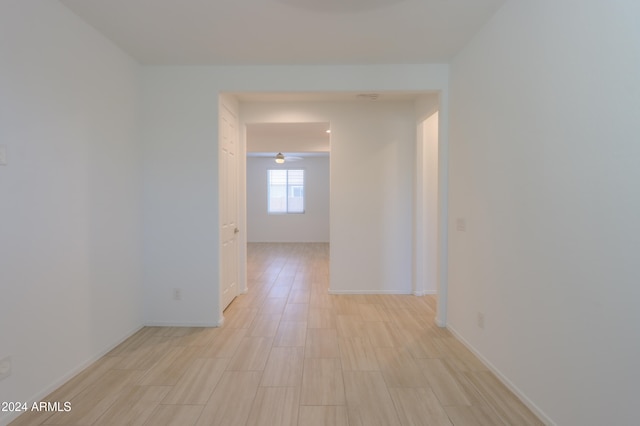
[456,218,466,232]
[0,145,7,165]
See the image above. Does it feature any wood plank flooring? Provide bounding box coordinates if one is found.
[10,243,543,426]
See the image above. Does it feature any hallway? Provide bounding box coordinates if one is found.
[11,243,542,426]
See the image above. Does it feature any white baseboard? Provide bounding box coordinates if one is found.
[143,321,220,327]
[1,324,144,426]
[328,289,412,295]
[413,289,437,296]
[447,324,556,426]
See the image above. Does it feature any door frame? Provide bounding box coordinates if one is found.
[415,101,448,327]
[220,91,448,328]
[218,95,242,323]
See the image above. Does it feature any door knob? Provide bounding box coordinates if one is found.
[234,228,240,234]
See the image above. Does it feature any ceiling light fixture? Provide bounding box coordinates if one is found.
[275,152,285,164]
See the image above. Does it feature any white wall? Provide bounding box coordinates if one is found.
[141,73,222,326]
[414,112,439,296]
[0,1,142,424]
[142,65,449,324]
[449,1,640,425]
[247,156,330,242]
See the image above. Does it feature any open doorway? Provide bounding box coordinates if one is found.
[245,122,331,243]
[415,110,444,323]
[221,92,447,327]
[242,122,331,302]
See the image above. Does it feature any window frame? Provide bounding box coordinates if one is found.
[267,168,306,214]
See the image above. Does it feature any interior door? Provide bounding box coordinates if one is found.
[220,103,239,311]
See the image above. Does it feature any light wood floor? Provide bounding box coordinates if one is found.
[11,243,543,426]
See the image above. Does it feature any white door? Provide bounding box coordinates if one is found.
[220,103,239,311]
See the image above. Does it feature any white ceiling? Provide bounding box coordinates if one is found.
[59,0,506,65]
[246,122,331,154]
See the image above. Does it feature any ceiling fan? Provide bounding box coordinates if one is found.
[274,152,303,163]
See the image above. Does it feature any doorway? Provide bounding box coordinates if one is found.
[220,92,448,327]
[245,122,331,244]
[415,111,444,323]
[219,99,240,312]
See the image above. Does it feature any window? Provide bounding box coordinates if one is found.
[268,169,305,213]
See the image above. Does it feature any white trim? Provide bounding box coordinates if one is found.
[413,119,426,297]
[436,91,449,328]
[447,324,556,426]
[1,324,144,426]
[144,321,221,327]
[237,104,249,324]
[219,97,241,316]
[328,289,413,295]
[413,290,437,296]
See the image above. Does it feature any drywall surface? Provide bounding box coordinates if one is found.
[0,1,142,423]
[141,64,448,324]
[416,112,439,295]
[449,1,640,424]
